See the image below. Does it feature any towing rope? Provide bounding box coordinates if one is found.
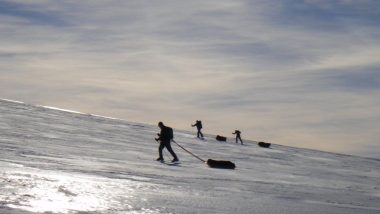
[172,140,206,163]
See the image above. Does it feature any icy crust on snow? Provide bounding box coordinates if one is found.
[0,162,162,213]
[0,99,379,214]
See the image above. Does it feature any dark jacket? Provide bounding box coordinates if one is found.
[157,126,173,142]
[192,120,202,129]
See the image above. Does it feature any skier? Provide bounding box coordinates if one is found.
[191,120,204,139]
[232,130,243,145]
[155,121,179,162]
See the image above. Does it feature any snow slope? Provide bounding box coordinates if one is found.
[0,99,379,214]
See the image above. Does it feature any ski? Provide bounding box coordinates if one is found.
[155,159,181,166]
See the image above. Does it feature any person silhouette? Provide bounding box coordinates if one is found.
[155,122,179,162]
[232,130,243,145]
[192,120,204,139]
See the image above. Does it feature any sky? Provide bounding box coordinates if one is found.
[0,0,379,158]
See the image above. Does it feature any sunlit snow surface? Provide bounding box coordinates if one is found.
[0,99,379,214]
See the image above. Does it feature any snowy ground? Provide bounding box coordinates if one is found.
[0,99,379,214]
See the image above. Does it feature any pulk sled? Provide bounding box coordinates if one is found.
[171,140,235,169]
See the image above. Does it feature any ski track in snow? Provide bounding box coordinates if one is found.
[0,99,379,214]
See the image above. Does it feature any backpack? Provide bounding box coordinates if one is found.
[197,121,202,129]
[167,127,174,140]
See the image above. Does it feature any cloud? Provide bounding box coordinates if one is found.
[0,0,380,158]
[267,0,380,30]
[0,0,67,26]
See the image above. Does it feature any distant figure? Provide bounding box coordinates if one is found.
[192,120,204,139]
[232,130,243,145]
[155,122,179,162]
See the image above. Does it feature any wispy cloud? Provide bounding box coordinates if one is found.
[0,0,379,158]
[0,0,67,26]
